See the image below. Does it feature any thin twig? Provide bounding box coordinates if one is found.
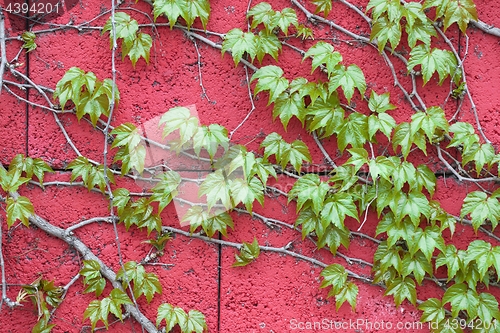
[0,8,7,94]
[313,131,337,168]
[229,65,256,140]
[192,39,210,102]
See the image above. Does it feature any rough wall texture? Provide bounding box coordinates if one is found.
[1,0,500,332]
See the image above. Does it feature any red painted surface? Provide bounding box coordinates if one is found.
[1,0,500,332]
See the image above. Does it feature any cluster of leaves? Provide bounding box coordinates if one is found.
[152,0,210,29]
[53,67,120,126]
[0,154,53,228]
[15,277,64,333]
[103,12,153,67]
[232,238,261,267]
[157,303,207,333]
[222,2,312,65]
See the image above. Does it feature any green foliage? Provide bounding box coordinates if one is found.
[67,156,115,193]
[116,261,162,302]
[6,195,34,228]
[153,0,210,29]
[83,288,133,331]
[408,45,460,85]
[320,264,358,311]
[53,67,120,126]
[424,0,478,33]
[21,31,37,52]
[233,238,261,267]
[111,123,146,174]
[261,132,312,171]
[157,303,207,333]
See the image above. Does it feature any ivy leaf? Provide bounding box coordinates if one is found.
[270,8,298,35]
[303,41,342,75]
[295,207,321,239]
[476,293,500,325]
[306,94,345,138]
[153,0,182,27]
[272,92,306,129]
[8,155,53,185]
[280,140,312,172]
[311,0,332,17]
[151,171,182,213]
[328,64,366,103]
[374,242,403,274]
[406,19,437,48]
[182,206,209,231]
[296,24,314,40]
[21,31,37,52]
[367,0,403,21]
[247,2,275,31]
[67,157,115,193]
[368,91,396,113]
[193,124,229,159]
[367,113,396,141]
[461,191,500,232]
[261,132,284,161]
[409,226,445,262]
[1,169,29,193]
[222,28,257,66]
[316,225,350,254]
[346,148,368,173]
[418,298,446,324]
[442,283,479,318]
[442,0,478,33]
[368,156,397,182]
[83,289,132,331]
[335,282,358,311]
[379,215,416,248]
[448,122,479,149]
[54,67,97,109]
[337,112,368,152]
[392,122,427,159]
[232,238,260,267]
[157,304,188,331]
[111,123,146,174]
[6,196,34,228]
[408,45,459,85]
[329,165,358,192]
[320,193,359,228]
[229,177,265,213]
[122,32,152,67]
[134,272,162,303]
[410,106,449,143]
[160,106,199,145]
[392,191,430,226]
[103,12,138,45]
[80,260,106,297]
[178,0,211,30]
[291,78,328,103]
[251,65,289,105]
[255,30,281,63]
[201,212,234,237]
[462,143,496,175]
[370,16,402,52]
[186,310,208,333]
[402,251,433,285]
[199,169,232,211]
[415,164,436,196]
[464,240,500,281]
[288,174,330,214]
[320,263,347,294]
[384,276,417,307]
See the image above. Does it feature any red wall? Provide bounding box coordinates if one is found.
[1,0,500,332]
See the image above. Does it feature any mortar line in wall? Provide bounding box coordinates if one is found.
[217,232,222,333]
[24,0,29,157]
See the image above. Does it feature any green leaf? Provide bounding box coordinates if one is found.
[464,240,500,281]
[267,139,311,172]
[193,124,229,159]
[418,298,446,323]
[448,122,479,149]
[270,8,298,35]
[311,0,332,17]
[415,164,436,196]
[251,65,289,105]
[368,91,397,113]
[103,12,138,45]
[255,30,281,63]
[153,0,182,27]
[316,225,350,254]
[321,193,359,228]
[367,113,396,141]
[368,156,397,181]
[157,303,188,331]
[178,0,211,30]
[306,94,345,138]
[247,2,275,31]
[335,282,358,311]
[201,211,234,237]
[6,196,34,228]
[80,260,106,297]
[272,92,306,129]
[370,16,402,52]
[291,78,328,104]
[303,41,342,76]
[409,226,445,262]
[83,289,132,331]
[442,283,479,318]
[408,45,459,85]
[402,251,433,285]
[328,64,366,103]
[186,310,208,333]
[221,28,257,66]
[384,276,417,306]
[320,263,347,294]
[410,106,449,143]
[151,171,182,213]
[21,31,37,52]
[159,106,199,145]
[233,238,261,267]
[462,143,496,175]
[199,169,232,211]
[391,191,430,226]
[229,177,265,212]
[296,24,314,40]
[346,148,368,173]
[367,0,403,21]
[374,242,402,274]
[461,191,500,232]
[406,19,437,48]
[122,32,152,67]
[392,122,427,158]
[53,67,97,110]
[288,174,330,214]
[476,293,500,325]
[1,168,30,193]
[182,206,209,231]
[134,272,162,303]
[337,112,368,152]
[9,154,53,185]
[442,0,478,33]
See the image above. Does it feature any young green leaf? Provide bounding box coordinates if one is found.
[367,0,403,21]
[178,0,211,30]
[221,28,257,66]
[21,31,37,52]
[405,19,437,48]
[270,8,298,35]
[320,263,347,294]
[79,260,106,297]
[303,41,342,75]
[409,226,445,262]
[160,106,199,145]
[288,174,330,214]
[153,0,182,27]
[462,143,496,175]
[6,196,34,228]
[233,238,261,267]
[103,12,138,46]
[306,94,345,138]
[370,16,402,52]
[464,240,500,281]
[193,124,229,159]
[199,169,232,211]
[461,191,500,232]
[384,276,417,307]
[255,30,281,63]
[296,24,314,40]
[280,139,312,172]
[410,106,449,143]
[476,293,500,325]
[448,122,479,149]
[328,64,366,103]
[186,310,208,333]
[407,45,459,85]
[337,112,368,152]
[402,251,433,285]
[368,91,397,113]
[272,92,306,129]
[311,0,332,17]
[392,122,427,159]
[251,65,289,105]
[418,298,446,324]
[83,288,132,331]
[156,303,188,331]
[229,177,265,213]
[200,212,234,237]
[122,32,152,67]
[150,171,182,213]
[247,2,276,31]
[442,283,479,318]
[320,193,359,228]
[335,282,358,311]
